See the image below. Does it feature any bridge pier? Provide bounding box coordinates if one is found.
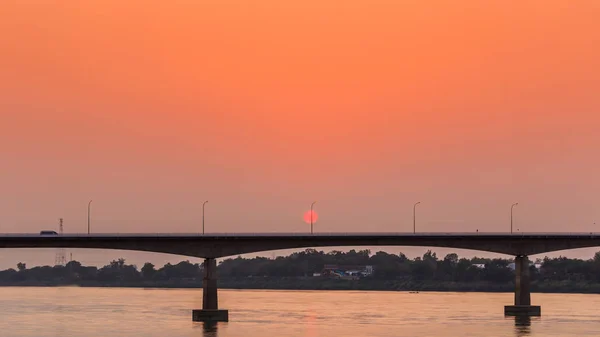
[504,255,540,316]
[192,258,229,322]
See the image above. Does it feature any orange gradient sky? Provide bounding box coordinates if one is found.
[1,1,599,267]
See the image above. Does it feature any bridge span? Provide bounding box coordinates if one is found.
[3,232,599,321]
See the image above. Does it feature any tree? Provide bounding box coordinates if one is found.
[97,258,140,283]
[438,253,459,281]
[109,258,126,269]
[443,253,459,265]
[17,262,26,272]
[141,263,156,279]
[412,256,437,281]
[66,260,82,270]
[423,250,438,262]
[483,259,513,283]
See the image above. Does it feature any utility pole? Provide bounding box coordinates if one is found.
[55,218,66,266]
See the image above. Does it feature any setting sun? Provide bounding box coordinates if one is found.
[303,210,318,224]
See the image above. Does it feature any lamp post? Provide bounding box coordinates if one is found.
[87,200,92,234]
[202,200,208,235]
[311,201,317,234]
[413,201,421,234]
[511,202,518,234]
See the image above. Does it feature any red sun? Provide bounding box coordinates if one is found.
[303,210,318,224]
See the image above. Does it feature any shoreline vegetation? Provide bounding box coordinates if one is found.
[3,249,600,294]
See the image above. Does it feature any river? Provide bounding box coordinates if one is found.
[1,287,599,336]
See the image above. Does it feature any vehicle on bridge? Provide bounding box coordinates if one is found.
[39,230,58,235]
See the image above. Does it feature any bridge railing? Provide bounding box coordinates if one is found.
[0,232,597,238]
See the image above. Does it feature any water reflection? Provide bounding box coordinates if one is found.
[4,289,600,337]
[513,315,536,336]
[53,289,67,337]
[194,322,218,336]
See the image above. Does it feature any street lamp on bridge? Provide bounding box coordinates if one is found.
[311,201,317,234]
[413,201,421,234]
[87,200,92,234]
[202,200,208,235]
[511,202,518,234]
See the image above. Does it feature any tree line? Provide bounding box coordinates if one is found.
[3,249,600,293]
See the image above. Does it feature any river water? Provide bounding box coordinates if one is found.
[0,287,599,336]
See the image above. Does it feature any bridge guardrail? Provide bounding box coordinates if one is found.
[0,232,597,238]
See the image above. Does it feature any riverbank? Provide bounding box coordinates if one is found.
[4,250,600,295]
[3,278,600,294]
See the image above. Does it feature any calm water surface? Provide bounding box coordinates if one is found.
[1,287,599,336]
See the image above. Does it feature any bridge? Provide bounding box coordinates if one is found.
[3,232,600,321]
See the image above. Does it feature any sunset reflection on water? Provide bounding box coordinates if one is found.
[1,288,600,337]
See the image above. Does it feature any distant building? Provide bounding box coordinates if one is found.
[507,262,541,270]
[320,265,374,279]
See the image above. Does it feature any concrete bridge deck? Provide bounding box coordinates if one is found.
[1,232,600,257]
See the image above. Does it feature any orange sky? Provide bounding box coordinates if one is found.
[1,1,600,266]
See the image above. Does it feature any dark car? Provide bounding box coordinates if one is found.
[40,230,58,235]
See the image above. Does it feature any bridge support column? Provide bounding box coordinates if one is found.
[504,255,540,316]
[192,258,229,322]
